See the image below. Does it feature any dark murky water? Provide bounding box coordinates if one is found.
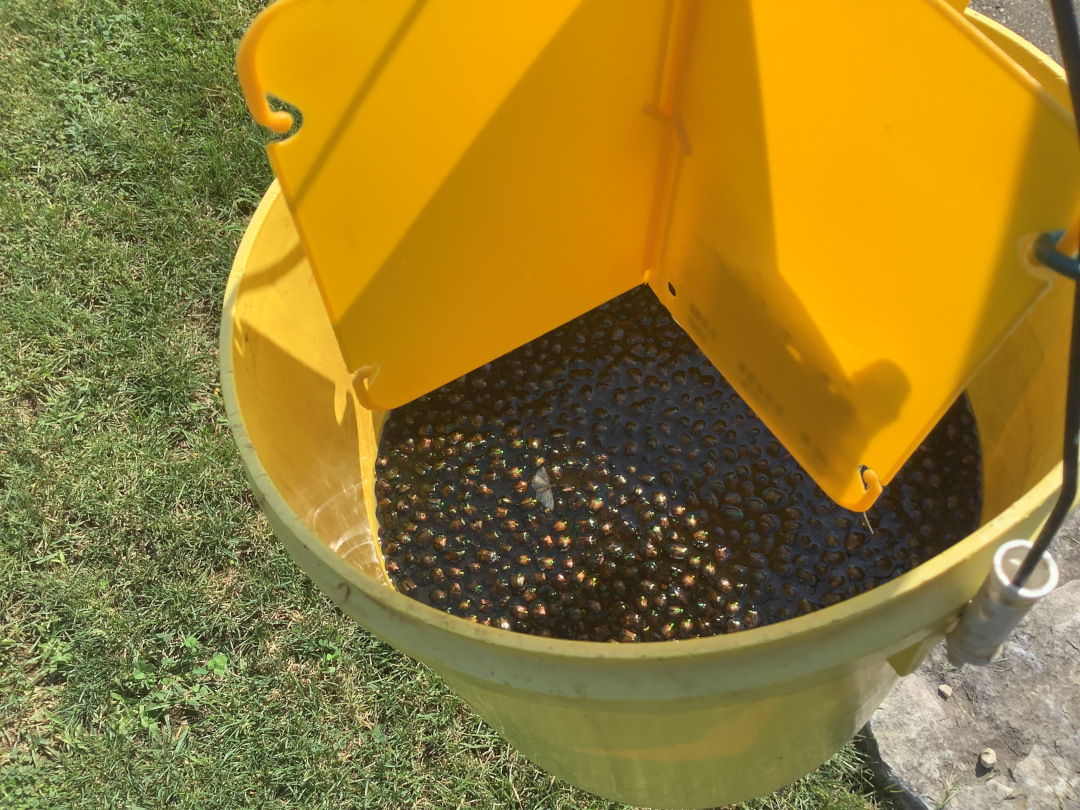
[375,286,981,641]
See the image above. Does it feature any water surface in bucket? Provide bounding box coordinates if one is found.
[375,286,981,641]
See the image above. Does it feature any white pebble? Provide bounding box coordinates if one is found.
[938,684,953,699]
[980,747,997,769]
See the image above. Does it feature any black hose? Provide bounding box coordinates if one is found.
[1011,285,1080,587]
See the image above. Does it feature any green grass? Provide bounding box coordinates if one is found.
[0,1,888,807]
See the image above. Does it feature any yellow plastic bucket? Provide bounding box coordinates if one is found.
[220,13,1074,810]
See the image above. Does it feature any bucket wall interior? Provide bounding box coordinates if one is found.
[220,13,1073,807]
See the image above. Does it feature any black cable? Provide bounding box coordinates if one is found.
[1011,285,1080,587]
[1011,0,1080,588]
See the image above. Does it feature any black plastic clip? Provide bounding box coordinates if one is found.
[1034,229,1080,281]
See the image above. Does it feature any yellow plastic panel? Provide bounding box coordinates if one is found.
[654,0,1080,510]
[238,0,671,410]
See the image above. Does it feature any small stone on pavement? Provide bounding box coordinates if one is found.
[938,684,953,699]
[980,747,997,770]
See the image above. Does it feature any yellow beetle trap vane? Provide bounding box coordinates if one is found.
[238,0,1079,511]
